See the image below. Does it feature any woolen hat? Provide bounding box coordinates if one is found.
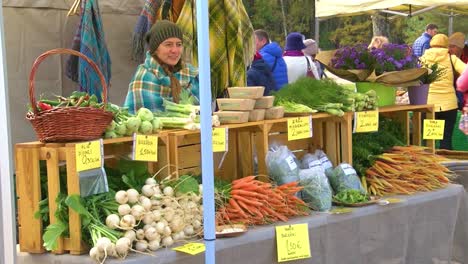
[430,34,449,48]
[449,32,466,49]
[285,32,306,51]
[146,20,183,55]
[303,39,318,55]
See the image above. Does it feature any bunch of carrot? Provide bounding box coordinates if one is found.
[365,145,454,196]
[215,176,309,226]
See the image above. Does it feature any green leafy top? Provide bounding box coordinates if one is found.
[164,175,199,194]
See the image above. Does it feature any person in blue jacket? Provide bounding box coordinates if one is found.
[254,29,288,90]
[247,51,276,95]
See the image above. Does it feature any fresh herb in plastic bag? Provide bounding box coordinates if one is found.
[328,163,365,194]
[266,145,300,185]
[315,149,334,177]
[299,168,332,211]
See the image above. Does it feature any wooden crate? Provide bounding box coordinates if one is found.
[255,112,353,176]
[379,104,435,152]
[167,121,265,181]
[15,133,169,255]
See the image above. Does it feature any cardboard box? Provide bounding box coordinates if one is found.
[255,96,275,109]
[217,98,256,111]
[248,109,266,122]
[227,86,265,99]
[214,111,250,124]
[265,106,285,120]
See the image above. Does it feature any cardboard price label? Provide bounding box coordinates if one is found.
[276,224,311,262]
[133,134,158,162]
[173,242,205,255]
[353,110,379,133]
[287,116,313,141]
[212,127,228,152]
[423,119,445,140]
[75,140,103,172]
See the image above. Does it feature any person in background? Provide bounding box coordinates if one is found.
[254,29,288,90]
[368,36,389,49]
[420,34,466,149]
[283,32,319,83]
[124,20,199,114]
[413,23,438,57]
[463,41,468,63]
[448,32,466,110]
[247,51,276,95]
[302,39,322,79]
[449,32,466,59]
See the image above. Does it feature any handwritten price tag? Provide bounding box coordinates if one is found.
[173,242,205,255]
[276,224,311,262]
[287,116,313,141]
[133,134,158,162]
[423,119,445,140]
[75,140,102,172]
[212,127,228,152]
[353,110,379,133]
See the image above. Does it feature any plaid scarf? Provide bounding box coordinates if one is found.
[132,0,162,62]
[124,52,199,114]
[78,0,111,102]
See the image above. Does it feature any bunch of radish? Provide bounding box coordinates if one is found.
[89,177,203,263]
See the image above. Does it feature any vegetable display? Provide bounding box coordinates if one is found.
[365,146,454,196]
[215,176,309,225]
[333,189,370,204]
[273,78,377,116]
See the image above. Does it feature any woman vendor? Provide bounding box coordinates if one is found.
[124,20,199,114]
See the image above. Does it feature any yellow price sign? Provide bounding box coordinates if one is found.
[354,110,379,133]
[423,119,445,140]
[133,134,158,162]
[276,224,311,262]
[173,242,205,255]
[75,140,102,172]
[212,127,228,152]
[287,116,313,141]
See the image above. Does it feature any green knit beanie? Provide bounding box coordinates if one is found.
[146,20,183,55]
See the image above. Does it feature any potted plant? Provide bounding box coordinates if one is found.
[407,62,445,105]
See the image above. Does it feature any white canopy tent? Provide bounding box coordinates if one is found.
[315,0,468,42]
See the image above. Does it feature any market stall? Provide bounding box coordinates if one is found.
[2,1,468,264]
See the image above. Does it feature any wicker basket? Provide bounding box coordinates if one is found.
[26,48,113,142]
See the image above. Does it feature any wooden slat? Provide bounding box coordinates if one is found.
[64,144,83,255]
[15,145,45,253]
[177,144,201,168]
[324,121,339,166]
[237,131,254,178]
[45,147,65,254]
[340,113,353,165]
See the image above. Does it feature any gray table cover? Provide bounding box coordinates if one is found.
[17,184,464,264]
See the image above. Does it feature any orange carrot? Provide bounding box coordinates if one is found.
[232,176,256,185]
[262,206,289,222]
[228,198,249,219]
[232,195,264,207]
[231,189,268,200]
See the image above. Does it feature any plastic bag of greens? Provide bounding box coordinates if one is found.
[266,145,300,185]
[301,153,323,172]
[328,163,365,194]
[299,168,332,211]
[315,149,334,177]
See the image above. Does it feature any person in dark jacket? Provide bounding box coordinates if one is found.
[254,29,288,90]
[247,51,276,95]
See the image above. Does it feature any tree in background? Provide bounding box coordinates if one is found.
[243,1,468,51]
[243,0,315,47]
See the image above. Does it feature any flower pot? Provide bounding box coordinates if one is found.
[355,82,396,107]
[407,84,429,105]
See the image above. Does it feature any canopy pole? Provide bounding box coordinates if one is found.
[196,1,216,264]
[0,3,17,264]
[448,10,454,36]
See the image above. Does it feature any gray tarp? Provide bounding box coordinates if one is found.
[17,184,465,264]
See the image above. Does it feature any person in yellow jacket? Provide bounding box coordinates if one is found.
[420,34,466,149]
